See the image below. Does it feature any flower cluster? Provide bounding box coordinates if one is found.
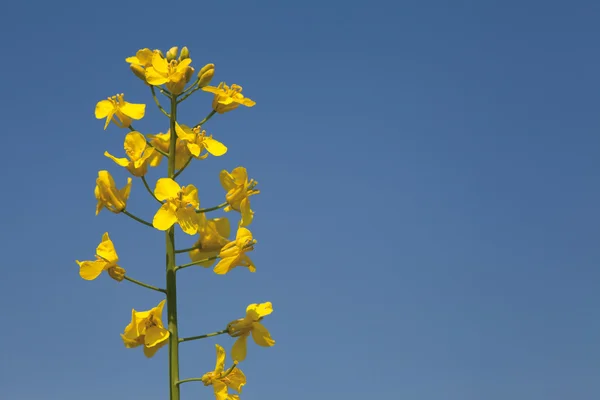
[76,46,274,400]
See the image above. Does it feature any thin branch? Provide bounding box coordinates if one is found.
[196,201,228,214]
[179,329,228,343]
[123,275,167,294]
[151,86,171,117]
[122,210,154,228]
[141,176,162,204]
[174,255,218,271]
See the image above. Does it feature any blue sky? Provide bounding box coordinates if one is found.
[0,0,599,399]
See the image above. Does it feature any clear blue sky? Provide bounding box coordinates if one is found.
[0,1,599,399]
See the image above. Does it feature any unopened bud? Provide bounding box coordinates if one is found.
[198,63,215,87]
[155,49,165,58]
[166,46,179,61]
[130,64,147,82]
[179,46,190,61]
[108,266,126,282]
[185,66,195,83]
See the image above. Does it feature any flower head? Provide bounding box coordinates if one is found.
[220,167,260,227]
[94,170,132,215]
[202,82,255,114]
[189,216,231,267]
[76,232,125,281]
[175,122,227,160]
[146,131,192,170]
[125,48,157,83]
[214,227,256,275]
[104,131,155,177]
[121,299,170,358]
[227,302,275,362]
[145,51,193,95]
[95,94,145,130]
[152,178,200,235]
[201,344,246,400]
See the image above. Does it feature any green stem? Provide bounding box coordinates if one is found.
[174,255,218,271]
[151,86,171,117]
[177,85,201,103]
[174,245,202,254]
[179,329,227,343]
[179,79,200,97]
[123,275,167,294]
[141,176,162,204]
[174,378,204,386]
[159,87,172,97]
[122,210,154,228]
[196,201,228,214]
[172,156,192,179]
[166,96,181,400]
[193,110,217,128]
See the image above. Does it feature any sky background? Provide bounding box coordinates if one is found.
[0,0,599,399]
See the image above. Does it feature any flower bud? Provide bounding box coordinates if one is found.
[179,46,190,61]
[185,66,195,83]
[166,46,179,61]
[155,49,165,58]
[130,64,147,82]
[198,63,215,87]
[108,265,126,282]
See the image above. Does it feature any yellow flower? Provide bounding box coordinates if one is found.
[214,227,256,275]
[201,345,246,400]
[125,48,155,67]
[227,302,275,362]
[145,51,192,95]
[152,178,200,235]
[202,82,256,114]
[95,93,145,130]
[146,131,192,170]
[94,170,132,215]
[76,232,126,281]
[121,299,170,358]
[189,216,230,267]
[220,167,260,227]
[175,123,227,159]
[104,131,155,177]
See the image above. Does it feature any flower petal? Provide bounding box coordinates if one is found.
[246,302,273,318]
[154,178,181,201]
[145,326,170,347]
[176,207,199,235]
[204,137,227,156]
[239,197,253,227]
[96,232,118,263]
[251,322,275,347]
[213,256,236,275]
[145,67,169,86]
[104,151,130,167]
[153,203,178,230]
[124,131,148,160]
[231,333,249,362]
[144,339,167,358]
[95,100,114,119]
[120,102,146,120]
[77,260,106,280]
[215,344,226,372]
[212,382,229,400]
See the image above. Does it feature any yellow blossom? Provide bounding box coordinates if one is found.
[228,302,275,362]
[104,131,155,177]
[145,51,192,95]
[94,170,132,215]
[175,123,227,159]
[125,48,155,67]
[202,82,255,114]
[220,167,260,227]
[152,178,200,234]
[214,227,256,275]
[146,131,192,170]
[121,299,170,358]
[76,232,125,281]
[189,216,230,267]
[95,93,145,130]
[201,345,246,400]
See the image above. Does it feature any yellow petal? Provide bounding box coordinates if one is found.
[215,344,226,372]
[219,170,236,191]
[119,177,133,203]
[96,233,118,263]
[236,227,253,241]
[231,334,249,362]
[214,217,231,238]
[145,326,170,347]
[151,52,169,74]
[145,67,169,86]
[251,322,275,347]
[239,197,253,227]
[181,185,199,208]
[204,138,227,156]
[175,122,196,142]
[213,256,236,275]
[176,207,199,235]
[187,142,201,157]
[201,86,223,95]
[120,102,146,120]
[231,167,248,185]
[77,260,106,280]
[95,100,114,119]
[246,302,273,318]
[104,151,130,167]
[154,178,181,201]
[153,203,178,230]
[212,382,229,400]
[124,131,147,160]
[225,368,246,393]
[144,339,167,358]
